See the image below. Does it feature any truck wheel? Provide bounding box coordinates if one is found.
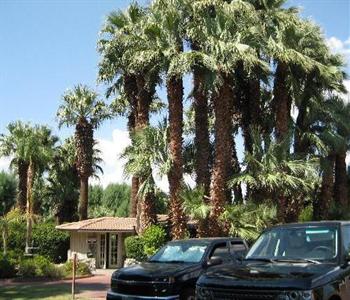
[181,288,195,300]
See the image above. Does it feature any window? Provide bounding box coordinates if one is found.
[210,243,232,262]
[230,241,247,258]
[342,225,350,258]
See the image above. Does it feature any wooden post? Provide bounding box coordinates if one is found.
[72,253,77,300]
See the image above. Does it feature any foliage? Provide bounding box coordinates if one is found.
[124,235,147,261]
[230,132,320,200]
[63,260,91,277]
[298,205,314,222]
[142,225,167,257]
[32,221,70,263]
[181,185,210,220]
[221,203,277,242]
[0,172,17,216]
[17,255,63,278]
[0,254,16,278]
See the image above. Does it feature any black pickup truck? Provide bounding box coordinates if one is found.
[196,221,350,300]
[107,237,248,300]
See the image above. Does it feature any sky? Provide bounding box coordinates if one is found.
[0,0,349,189]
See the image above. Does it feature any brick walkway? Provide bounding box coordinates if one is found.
[0,269,114,300]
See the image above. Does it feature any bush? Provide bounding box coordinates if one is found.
[298,205,313,222]
[0,254,16,278]
[18,258,37,278]
[32,221,70,263]
[125,236,146,261]
[142,225,167,257]
[17,255,63,278]
[63,260,91,277]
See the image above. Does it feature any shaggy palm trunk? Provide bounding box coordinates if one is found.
[193,60,211,237]
[294,74,313,156]
[334,148,348,208]
[75,118,93,221]
[273,61,291,222]
[79,177,89,220]
[124,75,139,218]
[274,61,291,143]
[25,160,35,254]
[17,159,29,212]
[209,74,234,236]
[167,74,187,240]
[136,75,157,231]
[314,154,335,220]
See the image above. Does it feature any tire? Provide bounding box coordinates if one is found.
[180,288,196,300]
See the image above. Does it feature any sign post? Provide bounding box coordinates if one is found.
[72,253,77,300]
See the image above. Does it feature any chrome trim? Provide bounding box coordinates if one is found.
[107,290,179,299]
[113,279,172,285]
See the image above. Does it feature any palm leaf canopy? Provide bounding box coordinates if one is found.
[57,84,110,128]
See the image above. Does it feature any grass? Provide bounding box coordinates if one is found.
[0,283,88,300]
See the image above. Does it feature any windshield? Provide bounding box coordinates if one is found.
[246,226,338,263]
[150,241,208,263]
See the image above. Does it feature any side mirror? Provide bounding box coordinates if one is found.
[205,256,223,267]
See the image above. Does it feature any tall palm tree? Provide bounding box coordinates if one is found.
[57,85,109,220]
[99,4,161,223]
[24,125,57,254]
[146,0,190,239]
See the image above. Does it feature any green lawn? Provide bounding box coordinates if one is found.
[0,283,87,300]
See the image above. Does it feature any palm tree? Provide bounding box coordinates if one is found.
[145,0,191,239]
[122,122,170,231]
[230,131,319,223]
[0,122,32,212]
[99,4,161,220]
[57,85,109,220]
[187,1,265,235]
[24,125,57,254]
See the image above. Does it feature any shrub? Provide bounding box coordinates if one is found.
[142,225,167,257]
[125,236,146,261]
[18,258,37,278]
[298,205,313,222]
[17,255,63,278]
[0,254,16,278]
[32,221,69,263]
[63,260,91,277]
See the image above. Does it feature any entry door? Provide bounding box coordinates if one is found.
[99,234,106,269]
[109,233,118,268]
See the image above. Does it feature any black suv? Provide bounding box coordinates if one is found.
[107,237,248,300]
[196,221,350,300]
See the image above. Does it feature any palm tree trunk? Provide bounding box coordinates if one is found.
[79,177,89,220]
[25,160,35,254]
[209,73,234,236]
[314,154,335,220]
[334,148,348,208]
[17,159,29,212]
[124,74,139,218]
[274,61,291,143]
[167,75,187,240]
[136,75,157,231]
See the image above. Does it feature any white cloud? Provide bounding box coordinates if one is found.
[0,157,11,172]
[326,36,350,62]
[92,129,131,187]
[342,79,350,103]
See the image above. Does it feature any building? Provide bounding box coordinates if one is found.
[56,217,137,269]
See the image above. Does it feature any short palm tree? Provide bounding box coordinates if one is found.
[57,85,109,220]
[122,122,170,232]
[0,121,32,212]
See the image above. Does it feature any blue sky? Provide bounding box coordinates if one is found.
[0,0,349,186]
